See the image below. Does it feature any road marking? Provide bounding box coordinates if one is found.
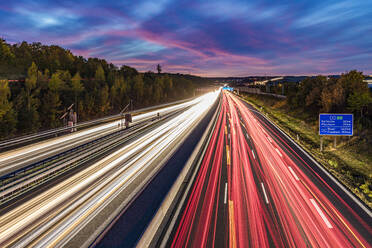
[252,149,256,159]
[245,133,249,139]
[310,198,333,229]
[240,121,246,129]
[261,182,269,204]
[328,204,366,247]
[246,103,372,219]
[226,145,231,166]
[275,148,282,157]
[224,183,228,204]
[288,166,299,181]
[299,179,366,247]
[229,200,237,248]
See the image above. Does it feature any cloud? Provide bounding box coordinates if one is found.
[0,0,371,76]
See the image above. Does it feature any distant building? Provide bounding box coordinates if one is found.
[363,76,372,90]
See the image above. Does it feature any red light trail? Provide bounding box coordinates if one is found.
[170,91,371,248]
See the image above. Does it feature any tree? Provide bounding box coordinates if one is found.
[16,62,41,132]
[153,76,164,103]
[0,39,203,138]
[163,74,173,99]
[348,92,372,118]
[331,80,345,111]
[120,65,138,79]
[60,70,71,85]
[133,74,144,103]
[42,91,61,128]
[157,64,162,74]
[339,70,366,99]
[153,85,161,103]
[41,71,64,128]
[0,80,11,119]
[107,70,115,87]
[110,76,127,110]
[15,89,40,132]
[0,80,17,137]
[320,87,333,113]
[320,78,345,113]
[49,71,64,92]
[99,85,110,114]
[95,65,105,84]
[83,94,95,117]
[296,76,327,114]
[71,72,84,107]
[25,62,38,93]
[0,39,15,62]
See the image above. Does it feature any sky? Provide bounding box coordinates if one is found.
[0,0,371,77]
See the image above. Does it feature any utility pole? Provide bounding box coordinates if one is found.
[119,100,133,129]
[60,103,75,132]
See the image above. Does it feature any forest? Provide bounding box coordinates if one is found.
[252,71,372,131]
[0,39,212,139]
[284,71,372,130]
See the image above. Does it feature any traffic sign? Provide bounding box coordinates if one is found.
[319,114,353,136]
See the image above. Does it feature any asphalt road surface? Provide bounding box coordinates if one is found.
[94,93,219,248]
[0,92,219,247]
[167,91,371,248]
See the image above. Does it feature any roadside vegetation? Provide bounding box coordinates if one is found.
[240,71,372,207]
[0,39,212,139]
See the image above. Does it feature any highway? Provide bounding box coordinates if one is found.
[0,91,219,247]
[0,97,207,178]
[161,91,371,248]
[0,96,214,207]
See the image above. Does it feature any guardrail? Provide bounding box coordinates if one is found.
[0,108,185,206]
[138,95,222,247]
[0,97,194,151]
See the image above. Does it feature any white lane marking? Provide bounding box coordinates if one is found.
[288,166,299,181]
[244,98,371,218]
[275,148,282,157]
[252,149,256,159]
[310,198,333,228]
[261,183,269,204]
[224,183,228,204]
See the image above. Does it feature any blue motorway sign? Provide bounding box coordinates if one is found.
[319,114,353,136]
[223,86,233,91]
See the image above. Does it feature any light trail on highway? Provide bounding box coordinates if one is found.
[169,91,371,248]
[0,91,219,247]
[0,96,209,178]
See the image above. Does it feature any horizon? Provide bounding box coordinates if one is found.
[1,0,371,77]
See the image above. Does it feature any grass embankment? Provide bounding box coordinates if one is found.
[240,93,372,208]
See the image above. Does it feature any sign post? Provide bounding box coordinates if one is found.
[319,114,353,151]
